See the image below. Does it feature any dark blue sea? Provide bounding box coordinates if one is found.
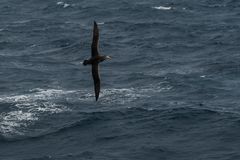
[1,0,240,159]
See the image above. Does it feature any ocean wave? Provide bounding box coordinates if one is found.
[0,70,174,137]
[0,80,171,107]
[1,106,234,142]
[0,82,172,139]
[24,152,94,160]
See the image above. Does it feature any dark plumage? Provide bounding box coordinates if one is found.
[83,21,111,101]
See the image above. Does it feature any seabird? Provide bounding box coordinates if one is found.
[83,21,111,101]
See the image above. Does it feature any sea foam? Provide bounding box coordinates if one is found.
[0,89,73,137]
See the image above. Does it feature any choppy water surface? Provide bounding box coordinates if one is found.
[1,0,240,159]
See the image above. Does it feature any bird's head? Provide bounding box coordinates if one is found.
[83,60,89,66]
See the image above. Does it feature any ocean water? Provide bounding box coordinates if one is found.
[0,0,240,159]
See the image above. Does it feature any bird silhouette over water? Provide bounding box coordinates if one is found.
[83,21,111,101]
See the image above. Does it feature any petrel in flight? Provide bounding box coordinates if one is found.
[83,21,111,101]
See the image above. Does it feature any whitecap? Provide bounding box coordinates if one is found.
[100,88,145,105]
[63,3,70,8]
[99,82,172,105]
[32,102,71,114]
[98,22,105,25]
[2,111,37,122]
[0,89,74,103]
[0,89,73,136]
[57,2,64,5]
[0,110,38,136]
[152,6,172,10]
[56,1,71,8]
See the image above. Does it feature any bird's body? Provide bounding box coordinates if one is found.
[83,55,111,65]
[83,21,111,101]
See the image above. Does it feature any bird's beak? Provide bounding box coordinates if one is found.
[106,56,111,60]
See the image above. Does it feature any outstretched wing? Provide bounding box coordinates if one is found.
[91,21,99,57]
[92,64,100,101]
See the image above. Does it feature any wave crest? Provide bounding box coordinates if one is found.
[152,6,172,10]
